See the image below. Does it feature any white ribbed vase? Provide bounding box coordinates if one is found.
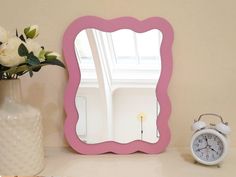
[0,79,44,175]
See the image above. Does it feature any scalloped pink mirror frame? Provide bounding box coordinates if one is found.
[63,16,174,154]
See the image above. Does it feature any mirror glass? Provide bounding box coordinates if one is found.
[74,28,163,144]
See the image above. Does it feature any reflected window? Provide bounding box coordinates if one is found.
[111,29,162,66]
[111,29,136,64]
[75,30,94,66]
[74,29,162,87]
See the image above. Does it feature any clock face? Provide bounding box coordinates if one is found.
[192,133,224,162]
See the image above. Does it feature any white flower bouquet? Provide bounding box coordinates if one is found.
[0,25,65,80]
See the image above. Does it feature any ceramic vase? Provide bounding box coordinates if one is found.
[0,79,44,175]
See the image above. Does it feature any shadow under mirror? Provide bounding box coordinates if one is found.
[74,28,162,144]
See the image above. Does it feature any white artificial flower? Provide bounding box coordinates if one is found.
[24,25,39,39]
[0,42,7,53]
[0,37,26,67]
[25,39,42,58]
[0,26,9,43]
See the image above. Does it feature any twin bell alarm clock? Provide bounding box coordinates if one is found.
[190,113,230,166]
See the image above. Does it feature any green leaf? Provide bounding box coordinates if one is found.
[42,59,65,68]
[45,52,57,60]
[15,65,30,73]
[29,70,33,77]
[24,27,30,35]
[26,29,36,39]
[27,52,41,66]
[13,64,31,76]
[38,49,46,60]
[46,55,57,60]
[18,43,29,56]
[0,64,9,71]
[19,34,26,42]
[32,66,41,72]
[16,29,19,37]
[4,66,17,76]
[1,64,39,78]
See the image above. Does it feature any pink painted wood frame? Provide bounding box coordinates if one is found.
[63,16,174,154]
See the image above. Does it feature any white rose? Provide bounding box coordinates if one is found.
[0,37,26,67]
[24,25,39,39]
[25,39,42,57]
[0,42,7,53]
[0,26,9,43]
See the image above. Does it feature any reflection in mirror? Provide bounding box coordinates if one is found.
[74,29,162,144]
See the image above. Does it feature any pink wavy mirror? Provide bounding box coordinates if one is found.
[63,16,173,154]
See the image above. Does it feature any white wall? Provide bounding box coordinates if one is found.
[113,88,158,143]
[76,87,158,144]
[76,88,108,144]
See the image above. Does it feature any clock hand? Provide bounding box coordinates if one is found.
[208,145,217,152]
[196,146,207,151]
